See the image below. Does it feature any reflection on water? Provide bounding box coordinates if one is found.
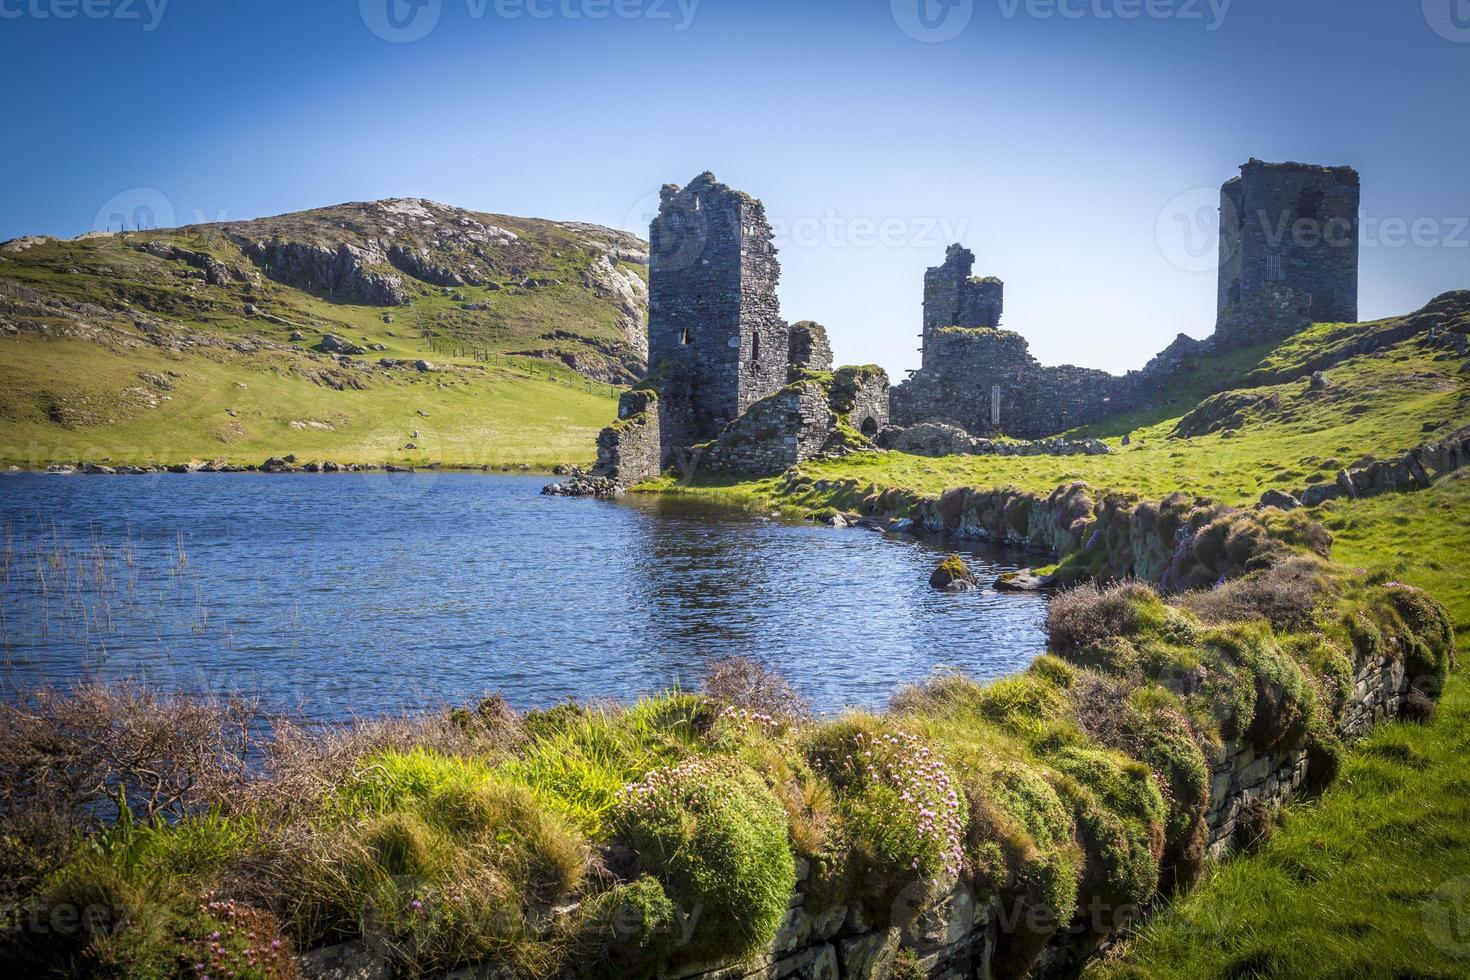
[0,473,1048,719]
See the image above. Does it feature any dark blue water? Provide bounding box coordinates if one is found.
[0,473,1047,719]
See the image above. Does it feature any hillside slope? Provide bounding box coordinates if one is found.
[0,199,649,468]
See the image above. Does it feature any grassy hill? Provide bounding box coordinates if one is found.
[0,199,649,469]
[646,290,1470,979]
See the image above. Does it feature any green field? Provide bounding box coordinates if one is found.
[0,334,619,470]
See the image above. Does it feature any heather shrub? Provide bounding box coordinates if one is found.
[1073,678,1208,854]
[1046,582,1175,653]
[1233,798,1275,853]
[0,683,261,903]
[1174,557,1331,632]
[1257,508,1334,557]
[1378,582,1456,684]
[1205,627,1319,753]
[612,757,794,961]
[1401,686,1436,724]
[702,655,810,721]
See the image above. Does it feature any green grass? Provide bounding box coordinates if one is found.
[0,335,619,469]
[671,318,1465,510]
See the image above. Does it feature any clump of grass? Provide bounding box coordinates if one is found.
[613,756,794,962]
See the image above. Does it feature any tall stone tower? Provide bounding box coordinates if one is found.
[647,172,789,450]
[1217,159,1359,341]
[919,244,1003,369]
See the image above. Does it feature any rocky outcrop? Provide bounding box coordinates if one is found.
[317,333,367,356]
[385,243,472,286]
[1172,389,1281,438]
[137,241,251,286]
[236,238,407,306]
[1292,426,1470,506]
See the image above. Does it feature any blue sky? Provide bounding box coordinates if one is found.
[2,0,1467,376]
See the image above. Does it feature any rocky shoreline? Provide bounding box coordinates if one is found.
[4,456,565,476]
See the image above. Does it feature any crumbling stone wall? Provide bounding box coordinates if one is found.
[700,381,835,475]
[788,320,833,376]
[1218,159,1359,337]
[594,388,662,483]
[701,367,891,476]
[832,364,890,437]
[923,244,1003,337]
[891,325,1149,439]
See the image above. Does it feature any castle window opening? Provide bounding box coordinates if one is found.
[751,330,760,363]
[1296,186,1324,223]
[860,417,879,437]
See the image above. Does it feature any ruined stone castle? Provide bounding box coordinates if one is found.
[1215,159,1360,344]
[591,173,888,484]
[586,159,1359,482]
[892,158,1360,439]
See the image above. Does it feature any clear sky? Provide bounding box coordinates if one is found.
[3,0,1467,377]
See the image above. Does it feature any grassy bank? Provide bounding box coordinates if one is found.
[634,304,1470,979]
[1082,470,1470,979]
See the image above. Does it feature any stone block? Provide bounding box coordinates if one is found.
[838,929,900,980]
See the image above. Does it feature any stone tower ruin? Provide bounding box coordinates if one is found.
[922,244,1003,351]
[647,172,789,450]
[579,172,893,488]
[1216,159,1359,343]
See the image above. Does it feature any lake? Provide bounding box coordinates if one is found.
[0,473,1048,719]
